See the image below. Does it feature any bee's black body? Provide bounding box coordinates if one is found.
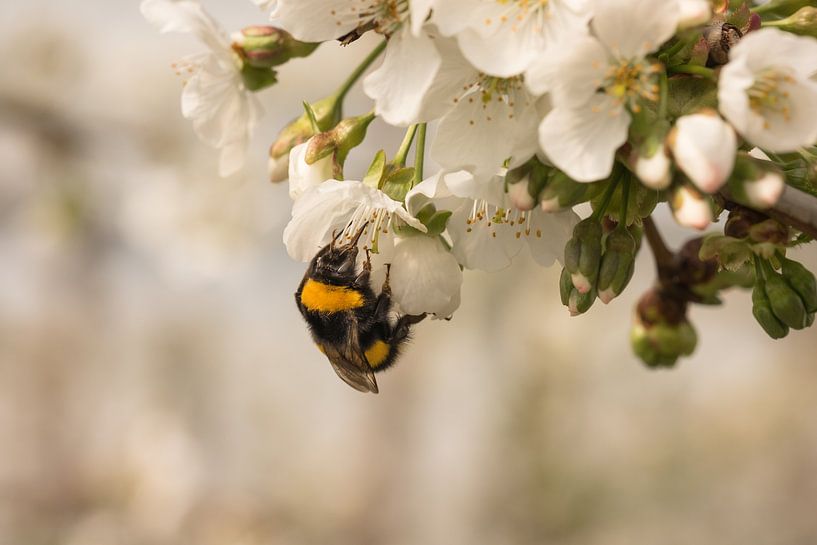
[294,226,425,393]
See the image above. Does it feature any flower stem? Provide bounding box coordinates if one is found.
[592,176,621,221]
[412,123,427,187]
[658,69,669,121]
[393,124,418,168]
[334,40,387,103]
[668,64,716,80]
[620,175,631,226]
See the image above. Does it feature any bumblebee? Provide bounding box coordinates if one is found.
[295,224,426,393]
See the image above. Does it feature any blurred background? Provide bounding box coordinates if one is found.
[1,1,816,544]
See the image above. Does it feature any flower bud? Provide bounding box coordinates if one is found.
[781,257,817,314]
[305,111,375,168]
[669,112,737,194]
[753,0,814,18]
[670,185,714,230]
[568,285,597,316]
[747,219,789,246]
[268,95,342,177]
[539,171,599,212]
[752,278,790,339]
[634,147,671,190]
[233,26,318,68]
[506,157,550,210]
[563,218,603,294]
[727,154,785,209]
[763,266,809,330]
[268,152,289,183]
[724,207,766,239]
[766,7,817,37]
[631,288,697,368]
[597,227,637,304]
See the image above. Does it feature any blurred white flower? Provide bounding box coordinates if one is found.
[670,112,737,194]
[389,235,463,318]
[678,0,711,29]
[744,170,785,209]
[407,171,578,272]
[141,0,262,177]
[287,138,335,200]
[634,149,672,190]
[283,180,425,263]
[719,28,817,152]
[271,0,413,41]
[671,185,713,230]
[251,0,276,11]
[432,0,591,78]
[527,0,679,182]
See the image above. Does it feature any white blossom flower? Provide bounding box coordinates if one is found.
[678,0,711,29]
[407,170,578,272]
[671,185,713,230]
[719,28,817,152]
[283,179,425,263]
[251,0,276,11]
[527,0,680,182]
[432,0,591,78]
[670,112,737,194]
[141,0,261,177]
[389,235,463,318]
[287,138,336,200]
[634,149,672,190]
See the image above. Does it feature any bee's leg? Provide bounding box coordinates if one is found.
[364,247,372,272]
[381,263,392,295]
[388,313,427,343]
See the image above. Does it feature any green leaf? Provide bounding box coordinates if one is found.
[424,211,452,236]
[666,77,718,120]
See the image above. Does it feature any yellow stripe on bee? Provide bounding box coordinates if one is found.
[364,340,390,369]
[301,279,364,313]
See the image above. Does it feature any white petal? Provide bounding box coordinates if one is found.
[525,35,606,106]
[140,0,229,52]
[431,85,538,181]
[447,205,524,272]
[538,96,631,182]
[270,0,360,41]
[526,209,580,267]
[678,0,711,29]
[405,170,471,216]
[389,236,463,317]
[288,139,335,200]
[731,28,817,78]
[635,149,672,190]
[409,0,435,35]
[592,0,679,58]
[671,113,736,194]
[363,27,442,126]
[413,35,477,122]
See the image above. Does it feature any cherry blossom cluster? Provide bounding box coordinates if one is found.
[143,0,817,367]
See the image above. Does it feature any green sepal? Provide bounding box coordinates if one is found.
[666,77,718,121]
[699,235,753,272]
[240,64,277,92]
[380,167,415,203]
[763,264,809,330]
[363,150,387,188]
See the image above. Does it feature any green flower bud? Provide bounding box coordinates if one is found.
[568,285,597,316]
[539,171,602,212]
[268,94,342,175]
[752,279,790,339]
[559,267,573,306]
[563,218,603,294]
[305,111,375,167]
[781,257,817,314]
[240,63,277,92]
[763,267,809,330]
[506,158,551,211]
[753,0,815,18]
[631,319,698,369]
[597,227,637,304]
[234,26,319,68]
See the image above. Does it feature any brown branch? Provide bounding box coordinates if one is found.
[720,185,817,240]
[643,216,675,281]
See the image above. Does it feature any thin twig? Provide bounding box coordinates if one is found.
[643,216,675,279]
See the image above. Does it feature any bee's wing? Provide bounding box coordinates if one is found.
[322,326,379,394]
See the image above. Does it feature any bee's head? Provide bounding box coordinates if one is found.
[311,223,367,283]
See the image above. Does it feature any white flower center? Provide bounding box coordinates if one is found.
[342,205,395,253]
[464,200,543,240]
[485,0,552,32]
[598,58,661,113]
[748,68,795,126]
